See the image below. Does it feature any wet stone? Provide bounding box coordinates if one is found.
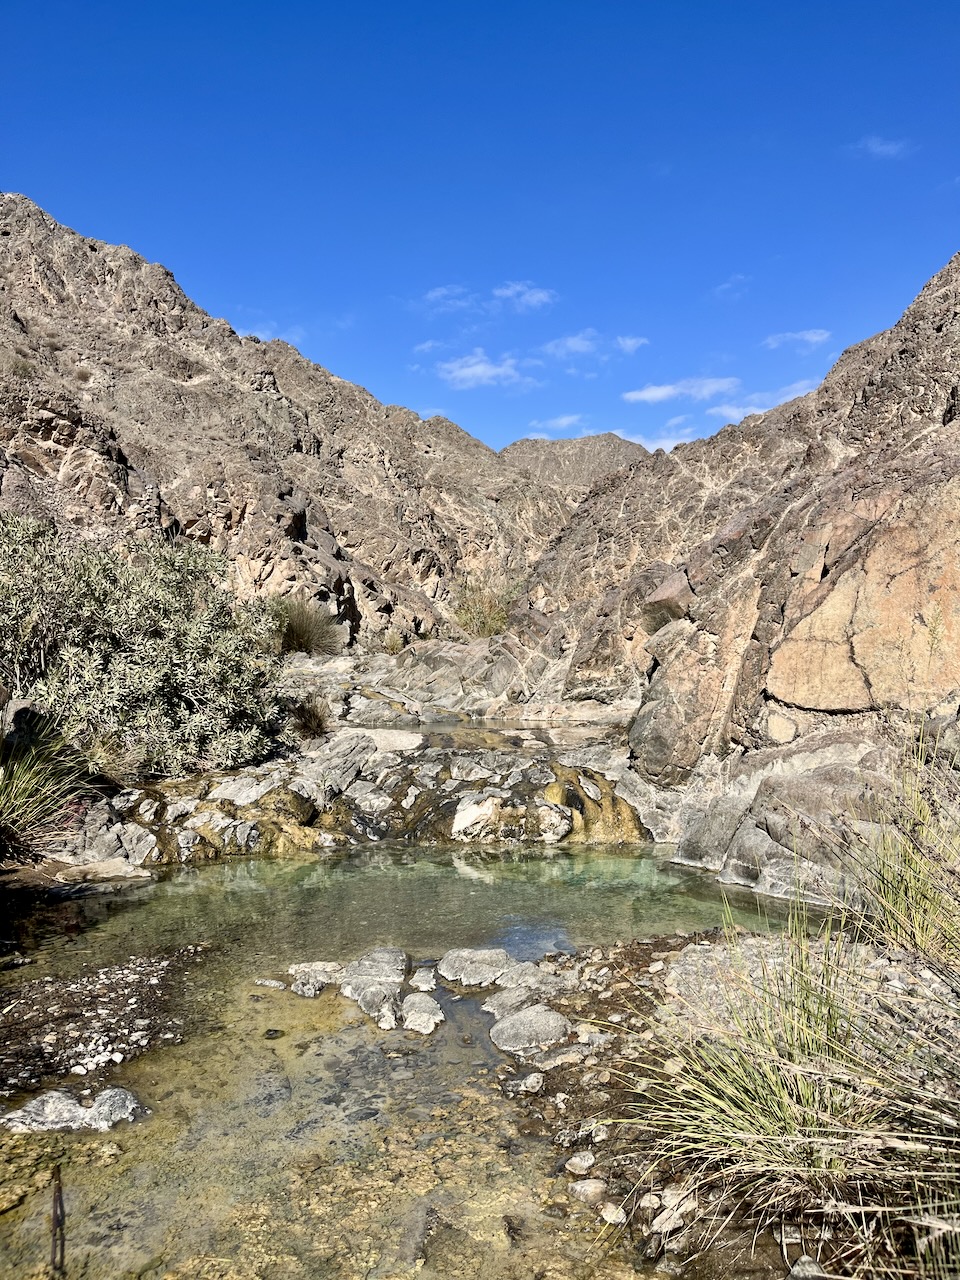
[565,1151,596,1175]
[438,947,513,987]
[569,1178,608,1206]
[409,967,437,992]
[288,961,344,997]
[401,993,444,1035]
[0,1087,145,1133]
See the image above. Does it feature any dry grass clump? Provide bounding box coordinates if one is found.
[0,726,88,859]
[621,745,960,1279]
[288,692,333,739]
[271,595,342,657]
[452,572,522,638]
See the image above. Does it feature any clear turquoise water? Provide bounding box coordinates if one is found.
[0,845,777,1279]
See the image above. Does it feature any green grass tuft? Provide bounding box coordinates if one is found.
[271,595,341,657]
[0,727,88,859]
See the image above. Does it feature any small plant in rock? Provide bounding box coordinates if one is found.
[288,693,333,739]
[452,571,523,639]
[382,628,405,655]
[270,594,342,657]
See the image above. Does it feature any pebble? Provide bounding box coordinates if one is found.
[600,1202,628,1226]
[569,1179,608,1206]
[517,1072,544,1094]
[564,1151,595,1175]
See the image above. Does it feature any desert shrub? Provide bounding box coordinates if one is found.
[270,594,341,657]
[452,571,522,638]
[10,356,35,379]
[288,692,333,739]
[382,627,405,655]
[0,725,89,858]
[0,516,281,778]
[620,753,960,1279]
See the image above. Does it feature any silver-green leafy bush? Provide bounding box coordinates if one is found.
[0,517,281,778]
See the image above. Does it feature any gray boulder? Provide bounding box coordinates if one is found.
[339,947,408,1029]
[438,947,513,987]
[401,993,445,1035]
[288,960,344,997]
[489,1003,573,1053]
[1,1088,144,1133]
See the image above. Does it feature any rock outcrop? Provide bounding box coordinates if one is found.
[515,254,960,782]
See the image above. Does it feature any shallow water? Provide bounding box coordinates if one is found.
[0,845,776,1279]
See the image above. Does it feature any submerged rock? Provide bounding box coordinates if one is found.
[1,1087,144,1133]
[568,1178,607,1206]
[401,993,445,1035]
[288,961,344,997]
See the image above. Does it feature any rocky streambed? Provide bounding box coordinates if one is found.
[0,846,786,1279]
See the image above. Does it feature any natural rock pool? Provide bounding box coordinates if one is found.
[0,845,775,1279]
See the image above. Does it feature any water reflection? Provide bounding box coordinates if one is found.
[5,844,773,984]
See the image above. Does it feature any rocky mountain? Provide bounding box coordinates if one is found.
[3,192,960,895]
[513,253,960,782]
[498,433,648,499]
[0,194,627,642]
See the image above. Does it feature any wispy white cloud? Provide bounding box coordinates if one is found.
[705,379,817,422]
[712,273,750,301]
[762,328,831,351]
[435,347,536,390]
[528,414,584,431]
[665,414,690,428]
[423,284,476,313]
[541,329,599,359]
[622,376,740,404]
[419,279,558,319]
[524,431,550,440]
[491,280,558,311]
[413,339,444,353]
[616,335,650,354]
[852,135,911,160]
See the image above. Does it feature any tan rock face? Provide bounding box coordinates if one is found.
[519,250,960,780]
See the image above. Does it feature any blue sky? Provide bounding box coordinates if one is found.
[3,1,959,451]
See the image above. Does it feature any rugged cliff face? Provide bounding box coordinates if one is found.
[0,194,629,643]
[3,192,959,872]
[514,254,960,785]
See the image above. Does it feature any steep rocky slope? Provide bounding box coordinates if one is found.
[513,255,960,780]
[0,194,618,641]
[498,433,648,499]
